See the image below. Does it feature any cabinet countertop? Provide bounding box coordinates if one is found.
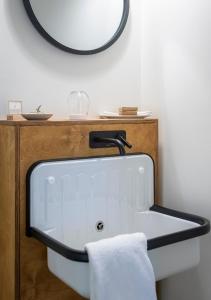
[0,118,158,126]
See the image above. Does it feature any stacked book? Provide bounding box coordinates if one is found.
[119,107,138,116]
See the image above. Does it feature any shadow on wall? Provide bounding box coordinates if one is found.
[4,0,131,79]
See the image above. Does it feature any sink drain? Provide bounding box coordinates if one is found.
[96,221,104,232]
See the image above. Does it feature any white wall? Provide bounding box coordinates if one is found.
[141,1,211,299]
[0,0,141,117]
[2,1,211,299]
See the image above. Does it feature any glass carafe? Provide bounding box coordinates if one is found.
[67,91,90,119]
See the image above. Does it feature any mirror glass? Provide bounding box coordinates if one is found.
[24,0,129,54]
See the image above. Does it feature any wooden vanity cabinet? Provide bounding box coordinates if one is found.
[0,119,158,300]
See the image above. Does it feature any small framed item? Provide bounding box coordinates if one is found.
[8,100,23,114]
[7,100,24,121]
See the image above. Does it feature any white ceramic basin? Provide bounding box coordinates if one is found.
[27,154,210,299]
[46,211,200,298]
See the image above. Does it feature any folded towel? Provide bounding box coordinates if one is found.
[85,233,157,300]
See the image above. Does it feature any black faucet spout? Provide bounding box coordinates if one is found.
[94,137,126,156]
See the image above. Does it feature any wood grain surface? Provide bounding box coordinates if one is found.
[0,126,16,300]
[0,119,159,300]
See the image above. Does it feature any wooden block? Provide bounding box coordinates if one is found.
[7,114,25,121]
[119,110,138,116]
[119,106,138,112]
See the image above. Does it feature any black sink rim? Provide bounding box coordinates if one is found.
[26,153,210,263]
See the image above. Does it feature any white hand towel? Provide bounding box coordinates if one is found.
[85,233,157,300]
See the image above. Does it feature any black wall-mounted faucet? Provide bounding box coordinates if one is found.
[94,137,126,155]
[89,131,132,156]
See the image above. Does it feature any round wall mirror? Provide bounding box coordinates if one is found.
[23,0,129,55]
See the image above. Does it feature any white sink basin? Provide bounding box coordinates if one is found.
[27,154,210,299]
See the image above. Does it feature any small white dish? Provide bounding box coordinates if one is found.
[100,111,152,119]
[22,113,53,121]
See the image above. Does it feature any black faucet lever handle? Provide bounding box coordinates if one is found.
[118,135,133,149]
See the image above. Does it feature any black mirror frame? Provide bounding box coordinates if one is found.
[23,0,130,55]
